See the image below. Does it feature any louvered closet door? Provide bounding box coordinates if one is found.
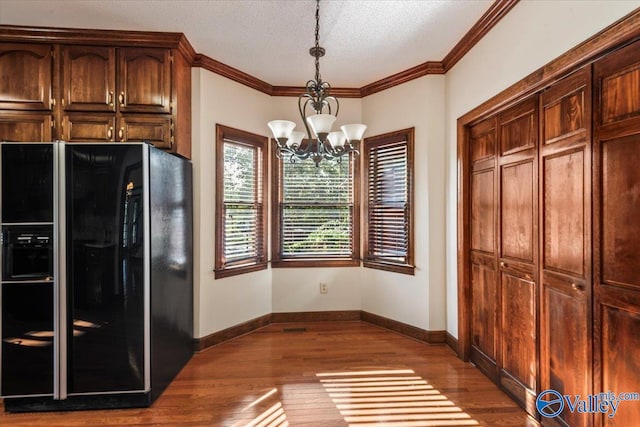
[593,39,640,427]
[468,116,500,382]
[497,95,538,415]
[539,67,592,427]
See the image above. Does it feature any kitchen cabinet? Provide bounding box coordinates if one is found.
[0,112,52,142]
[0,35,190,158]
[0,43,53,111]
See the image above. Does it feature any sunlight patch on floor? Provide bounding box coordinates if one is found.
[317,369,480,427]
[231,388,289,427]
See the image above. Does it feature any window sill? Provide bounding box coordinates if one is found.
[363,260,415,276]
[271,258,360,268]
[214,262,268,279]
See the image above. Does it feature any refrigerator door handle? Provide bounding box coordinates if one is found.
[54,141,68,400]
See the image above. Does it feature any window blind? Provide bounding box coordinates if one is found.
[367,139,409,264]
[280,157,354,258]
[222,140,264,265]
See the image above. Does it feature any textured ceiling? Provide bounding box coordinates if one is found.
[0,0,493,87]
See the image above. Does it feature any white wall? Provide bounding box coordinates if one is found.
[444,0,640,338]
[191,68,274,338]
[270,97,364,314]
[361,75,446,331]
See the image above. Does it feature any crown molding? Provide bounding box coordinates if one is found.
[0,24,184,48]
[192,53,273,95]
[360,61,445,97]
[442,0,519,72]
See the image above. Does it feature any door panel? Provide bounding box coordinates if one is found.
[119,115,172,148]
[601,135,640,290]
[600,299,640,426]
[543,149,585,275]
[0,112,52,142]
[118,48,171,114]
[544,283,590,427]
[61,46,116,112]
[471,259,498,361]
[62,114,116,142]
[500,97,537,155]
[500,272,536,390]
[471,169,494,253]
[501,160,534,262]
[0,43,52,111]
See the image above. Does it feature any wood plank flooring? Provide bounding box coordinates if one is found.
[0,321,537,426]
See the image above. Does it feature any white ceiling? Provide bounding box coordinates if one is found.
[0,0,494,87]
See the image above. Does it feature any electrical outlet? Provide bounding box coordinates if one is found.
[319,282,328,294]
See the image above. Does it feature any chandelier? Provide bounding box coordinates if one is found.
[267,0,366,165]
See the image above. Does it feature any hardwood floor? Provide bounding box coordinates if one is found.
[0,321,536,426]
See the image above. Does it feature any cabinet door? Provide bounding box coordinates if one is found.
[0,112,52,142]
[118,48,171,114]
[0,43,52,111]
[62,114,115,142]
[119,115,172,148]
[497,95,538,415]
[61,46,116,112]
[593,40,640,427]
[539,67,592,427]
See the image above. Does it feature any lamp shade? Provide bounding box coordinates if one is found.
[268,120,296,140]
[327,131,347,148]
[341,124,367,142]
[306,114,336,137]
[287,131,305,148]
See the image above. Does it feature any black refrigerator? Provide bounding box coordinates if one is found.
[0,142,193,411]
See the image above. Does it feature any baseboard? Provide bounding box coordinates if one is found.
[193,313,271,352]
[194,310,446,352]
[446,332,458,353]
[271,310,361,323]
[360,311,446,344]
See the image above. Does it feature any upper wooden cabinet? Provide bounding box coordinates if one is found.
[0,33,191,158]
[61,45,116,112]
[0,43,52,111]
[118,48,171,114]
[61,46,171,114]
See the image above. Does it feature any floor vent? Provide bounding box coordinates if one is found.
[282,327,307,333]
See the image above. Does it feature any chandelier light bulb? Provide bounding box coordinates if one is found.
[268,120,296,143]
[341,124,367,143]
[327,131,347,148]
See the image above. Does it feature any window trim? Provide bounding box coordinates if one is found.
[271,142,360,268]
[214,124,269,279]
[362,128,415,275]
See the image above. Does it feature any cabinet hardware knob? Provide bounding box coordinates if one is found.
[107,126,113,141]
[50,98,56,108]
[108,91,114,107]
[571,283,583,291]
[118,127,124,141]
[119,91,125,107]
[500,261,506,268]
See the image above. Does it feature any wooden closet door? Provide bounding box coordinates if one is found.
[469,117,499,382]
[593,40,640,427]
[497,95,538,414]
[539,67,592,427]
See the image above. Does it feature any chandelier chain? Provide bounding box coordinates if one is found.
[314,0,321,83]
